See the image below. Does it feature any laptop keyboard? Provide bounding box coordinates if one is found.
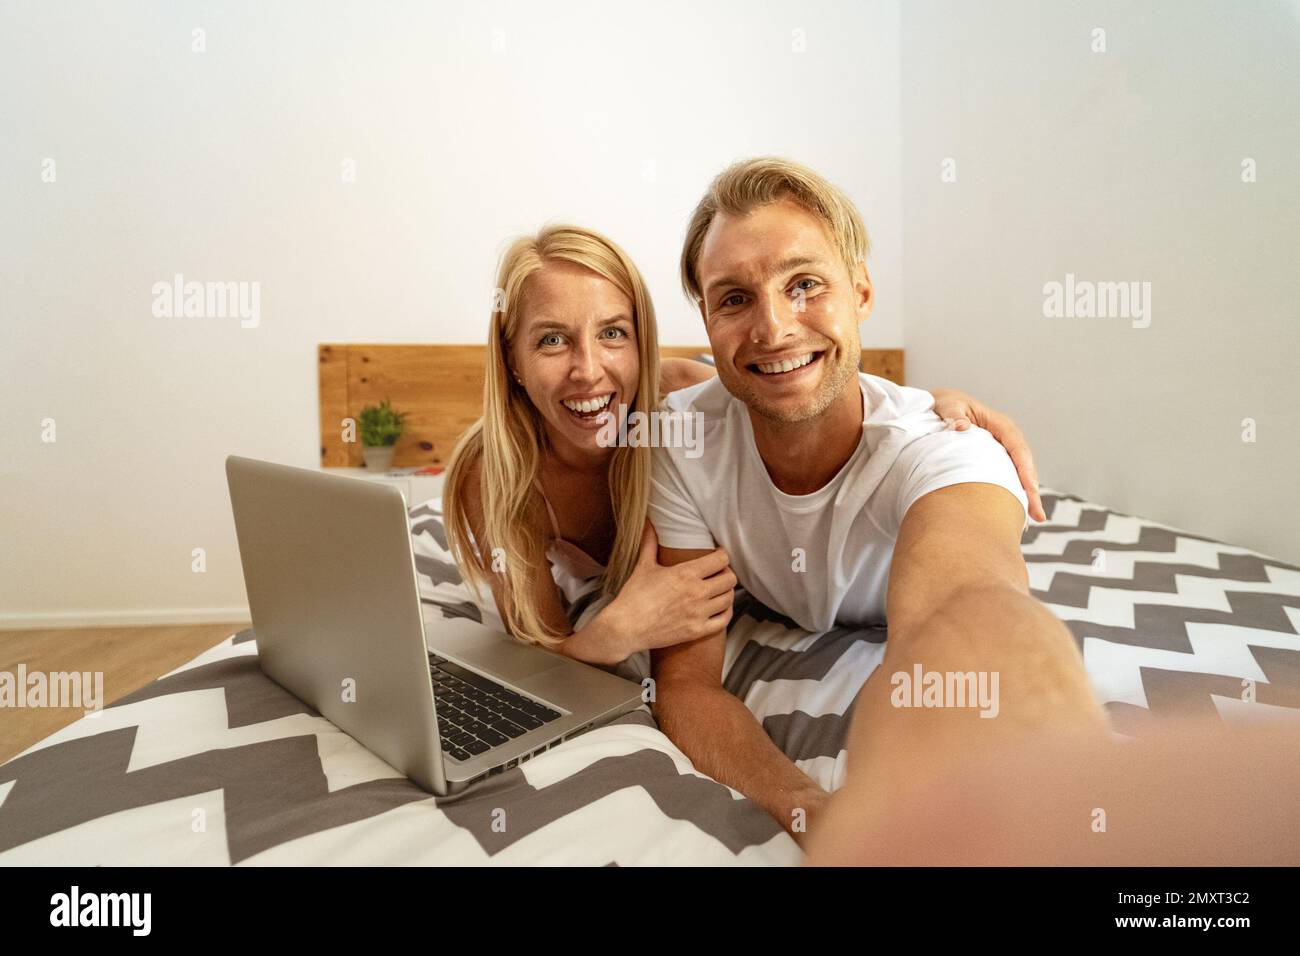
[428,654,562,762]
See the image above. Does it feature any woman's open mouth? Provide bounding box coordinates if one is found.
[559,392,615,428]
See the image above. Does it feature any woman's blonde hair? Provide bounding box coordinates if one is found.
[443,224,660,648]
[679,156,871,306]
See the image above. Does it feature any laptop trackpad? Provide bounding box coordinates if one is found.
[431,622,566,683]
[471,646,565,683]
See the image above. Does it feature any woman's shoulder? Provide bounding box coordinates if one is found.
[453,450,552,535]
[659,356,716,395]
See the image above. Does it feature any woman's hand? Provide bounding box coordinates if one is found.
[563,521,737,664]
[930,388,1045,522]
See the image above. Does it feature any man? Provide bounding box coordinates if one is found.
[647,157,1107,842]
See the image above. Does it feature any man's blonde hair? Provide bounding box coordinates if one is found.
[680,157,871,305]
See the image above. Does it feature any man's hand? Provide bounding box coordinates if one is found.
[809,716,1300,866]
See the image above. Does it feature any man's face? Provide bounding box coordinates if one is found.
[696,198,871,424]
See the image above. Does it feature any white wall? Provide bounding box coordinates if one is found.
[0,0,902,625]
[901,0,1300,563]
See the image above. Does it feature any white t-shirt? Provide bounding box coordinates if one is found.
[648,373,1028,634]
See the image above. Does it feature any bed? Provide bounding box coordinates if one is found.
[3,488,1298,865]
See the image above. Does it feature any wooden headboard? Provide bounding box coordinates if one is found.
[319,344,904,468]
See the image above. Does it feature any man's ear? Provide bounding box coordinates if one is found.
[853,261,873,321]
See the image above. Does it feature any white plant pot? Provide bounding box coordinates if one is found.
[362,446,396,471]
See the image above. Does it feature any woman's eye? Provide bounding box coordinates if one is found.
[721,294,745,308]
[600,326,628,340]
[539,333,564,348]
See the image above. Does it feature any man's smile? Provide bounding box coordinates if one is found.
[746,350,825,379]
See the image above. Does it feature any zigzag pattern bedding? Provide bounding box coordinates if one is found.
[2,491,1298,864]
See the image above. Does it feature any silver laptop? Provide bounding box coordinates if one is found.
[225,455,644,795]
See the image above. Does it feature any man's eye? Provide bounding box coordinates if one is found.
[792,278,819,293]
[721,294,745,308]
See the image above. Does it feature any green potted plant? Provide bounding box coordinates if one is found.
[358,398,407,471]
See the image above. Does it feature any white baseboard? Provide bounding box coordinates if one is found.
[0,607,252,631]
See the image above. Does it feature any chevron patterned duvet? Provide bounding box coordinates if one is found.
[2,491,1298,865]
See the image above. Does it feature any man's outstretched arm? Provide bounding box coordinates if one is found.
[651,546,828,842]
[845,483,1108,788]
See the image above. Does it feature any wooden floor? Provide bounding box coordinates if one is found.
[0,622,248,764]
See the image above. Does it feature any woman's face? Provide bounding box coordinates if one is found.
[510,260,640,463]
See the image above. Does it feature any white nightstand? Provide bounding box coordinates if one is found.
[320,467,445,508]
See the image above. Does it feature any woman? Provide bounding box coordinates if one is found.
[443,224,1043,665]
